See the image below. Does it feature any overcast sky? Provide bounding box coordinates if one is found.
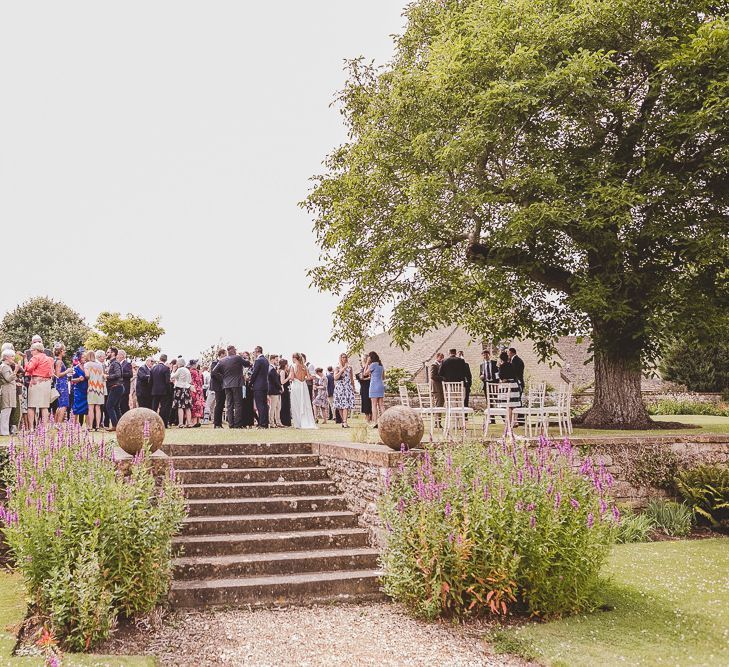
[0,2,405,364]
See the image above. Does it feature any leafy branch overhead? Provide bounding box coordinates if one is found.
[303,0,729,366]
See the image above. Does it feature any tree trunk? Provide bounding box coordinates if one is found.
[579,347,654,429]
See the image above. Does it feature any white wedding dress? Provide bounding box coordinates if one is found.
[290,378,317,429]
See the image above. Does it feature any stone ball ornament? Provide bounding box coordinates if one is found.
[377,405,424,450]
[115,407,165,455]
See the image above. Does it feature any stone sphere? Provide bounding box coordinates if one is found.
[378,405,424,450]
[116,407,165,455]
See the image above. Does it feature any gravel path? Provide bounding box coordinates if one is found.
[100,603,529,667]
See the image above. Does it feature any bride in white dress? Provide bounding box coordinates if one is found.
[289,353,317,429]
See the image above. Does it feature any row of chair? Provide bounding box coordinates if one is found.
[398,381,573,439]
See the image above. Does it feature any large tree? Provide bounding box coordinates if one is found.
[85,312,165,360]
[304,0,729,428]
[0,297,90,354]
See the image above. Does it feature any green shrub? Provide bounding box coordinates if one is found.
[644,499,693,537]
[615,443,682,492]
[676,465,729,528]
[646,398,729,417]
[384,367,416,394]
[1,422,186,651]
[379,439,617,620]
[615,511,654,544]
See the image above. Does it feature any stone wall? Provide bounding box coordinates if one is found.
[314,435,729,547]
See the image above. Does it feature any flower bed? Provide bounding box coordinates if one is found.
[378,438,618,619]
[0,422,186,653]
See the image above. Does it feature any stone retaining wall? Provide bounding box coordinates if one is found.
[314,435,729,547]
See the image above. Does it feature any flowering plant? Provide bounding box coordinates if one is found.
[1,421,186,651]
[379,437,617,619]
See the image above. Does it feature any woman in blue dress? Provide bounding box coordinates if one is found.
[70,349,89,425]
[367,351,386,426]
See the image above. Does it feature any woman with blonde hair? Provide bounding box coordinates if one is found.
[85,350,106,430]
[333,353,356,428]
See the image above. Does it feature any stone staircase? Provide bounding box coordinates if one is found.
[166,441,382,607]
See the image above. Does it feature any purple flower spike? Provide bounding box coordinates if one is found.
[444,501,452,517]
[570,498,580,510]
[587,512,594,529]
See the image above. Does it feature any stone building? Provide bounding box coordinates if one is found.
[363,325,595,390]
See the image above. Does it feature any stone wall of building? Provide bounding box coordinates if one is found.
[314,435,729,548]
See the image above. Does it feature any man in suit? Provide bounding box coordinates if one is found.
[118,349,133,414]
[216,345,245,428]
[250,345,269,428]
[429,352,445,427]
[135,357,154,409]
[267,354,283,427]
[480,349,499,423]
[480,349,499,393]
[150,354,172,425]
[439,348,472,406]
[209,348,227,428]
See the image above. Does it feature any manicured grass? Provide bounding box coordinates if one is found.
[0,571,155,666]
[1,414,727,449]
[490,538,729,667]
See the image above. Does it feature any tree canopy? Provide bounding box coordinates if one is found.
[0,297,90,354]
[85,312,165,360]
[304,0,729,427]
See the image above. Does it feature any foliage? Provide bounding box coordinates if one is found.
[643,499,693,537]
[0,297,90,355]
[85,312,165,361]
[303,0,729,427]
[661,324,729,393]
[379,439,617,620]
[615,510,654,544]
[647,398,729,417]
[384,367,416,394]
[676,465,729,527]
[0,422,186,651]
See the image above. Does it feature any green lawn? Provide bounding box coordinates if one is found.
[0,571,155,666]
[490,538,729,667]
[1,414,727,449]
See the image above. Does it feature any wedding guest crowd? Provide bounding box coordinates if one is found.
[0,332,527,436]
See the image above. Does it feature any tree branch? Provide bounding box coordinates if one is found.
[466,242,575,294]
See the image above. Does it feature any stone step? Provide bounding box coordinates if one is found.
[169,569,384,608]
[182,511,359,536]
[173,527,372,557]
[173,548,380,580]
[176,466,330,485]
[172,454,320,470]
[181,479,339,500]
[165,442,313,457]
[186,496,347,517]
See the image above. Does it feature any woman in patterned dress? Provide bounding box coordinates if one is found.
[52,342,73,423]
[497,351,522,435]
[171,358,193,428]
[333,353,356,428]
[312,368,329,424]
[189,360,205,427]
[85,350,106,430]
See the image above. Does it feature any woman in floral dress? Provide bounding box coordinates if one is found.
[312,368,329,424]
[189,360,205,427]
[333,353,356,428]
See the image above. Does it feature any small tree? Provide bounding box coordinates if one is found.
[85,312,165,360]
[0,297,89,354]
[661,329,729,394]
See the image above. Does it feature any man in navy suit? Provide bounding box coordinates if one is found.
[150,354,172,425]
[250,345,270,428]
